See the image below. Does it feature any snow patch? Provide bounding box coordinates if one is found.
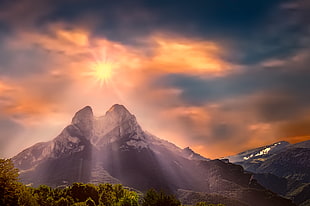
[243,142,282,160]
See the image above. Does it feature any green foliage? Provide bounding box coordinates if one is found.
[17,185,39,206]
[55,197,71,206]
[118,189,139,206]
[70,183,99,204]
[98,183,116,205]
[0,159,226,206]
[73,202,87,206]
[85,197,96,206]
[0,158,20,206]
[195,203,225,206]
[33,185,55,206]
[142,189,181,206]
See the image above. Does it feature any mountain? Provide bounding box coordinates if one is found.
[12,104,295,206]
[226,141,290,163]
[182,147,209,161]
[226,140,310,205]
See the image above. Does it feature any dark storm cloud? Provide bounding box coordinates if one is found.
[0,0,308,63]
[44,0,308,66]
[158,69,309,103]
[251,94,301,123]
[157,64,310,122]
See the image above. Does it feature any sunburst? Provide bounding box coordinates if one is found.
[86,50,115,87]
[90,61,113,86]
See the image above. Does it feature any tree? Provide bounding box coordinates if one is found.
[114,184,125,202]
[69,183,99,204]
[17,185,39,206]
[85,197,96,206]
[142,189,181,206]
[195,203,225,206]
[55,197,71,206]
[98,183,117,206]
[0,158,20,206]
[119,189,139,206]
[33,185,55,206]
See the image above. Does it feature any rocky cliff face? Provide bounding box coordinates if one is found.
[71,106,94,139]
[13,106,94,171]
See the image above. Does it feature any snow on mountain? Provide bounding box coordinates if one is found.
[242,141,287,160]
[226,141,290,163]
[225,139,310,205]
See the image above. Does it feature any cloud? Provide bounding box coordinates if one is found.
[277,117,310,138]
[143,34,236,75]
[0,116,24,158]
[251,92,305,123]
[147,49,310,157]
[0,0,310,159]
[0,0,53,30]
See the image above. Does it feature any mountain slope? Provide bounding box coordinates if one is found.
[12,104,295,206]
[226,141,290,163]
[13,107,97,186]
[226,140,310,183]
[226,140,310,205]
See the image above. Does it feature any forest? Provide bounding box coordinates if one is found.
[1,158,224,206]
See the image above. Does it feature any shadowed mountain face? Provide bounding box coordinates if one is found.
[226,140,310,205]
[12,104,296,206]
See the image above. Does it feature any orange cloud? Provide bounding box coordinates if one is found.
[141,34,238,76]
[0,80,12,93]
[0,76,69,127]
[8,24,90,56]
[282,135,310,143]
[7,24,237,89]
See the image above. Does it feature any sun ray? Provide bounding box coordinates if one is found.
[90,61,113,86]
[85,49,115,87]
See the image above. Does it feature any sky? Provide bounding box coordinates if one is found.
[0,0,310,159]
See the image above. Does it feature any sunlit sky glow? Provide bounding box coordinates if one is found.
[0,0,310,159]
[85,50,116,87]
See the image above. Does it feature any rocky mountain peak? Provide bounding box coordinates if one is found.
[72,106,93,122]
[104,104,135,123]
[71,106,93,137]
[183,146,193,152]
[182,146,209,161]
[107,104,130,115]
[108,104,128,112]
[90,104,141,146]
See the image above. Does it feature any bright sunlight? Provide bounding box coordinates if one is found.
[86,49,115,87]
[90,61,113,86]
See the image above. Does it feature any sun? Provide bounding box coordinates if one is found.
[90,61,113,86]
[86,50,115,87]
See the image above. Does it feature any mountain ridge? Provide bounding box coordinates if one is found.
[12,104,296,206]
[226,140,310,205]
